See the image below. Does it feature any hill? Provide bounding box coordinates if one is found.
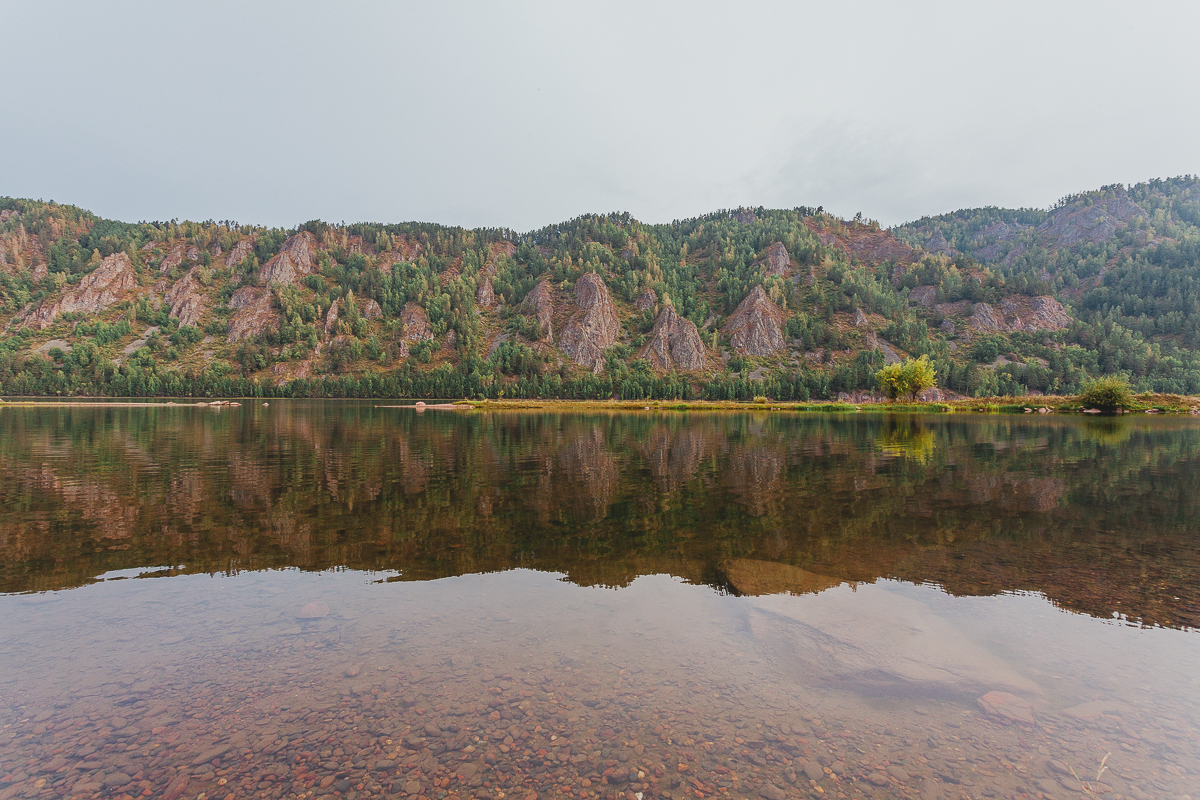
[3,176,1200,400]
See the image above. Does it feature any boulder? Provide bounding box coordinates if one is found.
[259,231,318,286]
[638,304,707,371]
[724,285,785,357]
[634,288,657,312]
[764,242,791,277]
[522,279,557,343]
[560,273,620,372]
[227,288,277,342]
[25,253,138,329]
[165,268,207,327]
[853,308,868,327]
[976,691,1035,724]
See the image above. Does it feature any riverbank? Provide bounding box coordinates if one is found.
[3,394,1199,414]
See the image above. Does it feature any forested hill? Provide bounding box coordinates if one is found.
[2,175,1200,400]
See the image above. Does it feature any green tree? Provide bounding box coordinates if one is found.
[876,355,937,401]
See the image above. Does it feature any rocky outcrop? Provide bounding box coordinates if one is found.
[259,231,317,286]
[972,302,1005,332]
[227,287,277,342]
[401,302,432,342]
[24,253,138,329]
[522,279,556,343]
[362,299,382,319]
[1026,296,1071,330]
[764,242,790,277]
[853,309,869,327]
[724,285,785,357]
[1038,194,1146,247]
[560,273,620,372]
[324,300,340,335]
[970,296,1072,333]
[924,230,957,256]
[476,276,495,308]
[638,304,708,371]
[224,239,254,268]
[909,285,937,307]
[159,244,186,274]
[165,268,207,327]
[634,288,657,312]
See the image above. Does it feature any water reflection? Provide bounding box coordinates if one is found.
[2,404,1199,630]
[1,404,1199,800]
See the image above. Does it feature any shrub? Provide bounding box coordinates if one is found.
[1076,376,1135,412]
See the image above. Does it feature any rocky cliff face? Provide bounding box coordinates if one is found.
[968,296,1072,333]
[24,253,138,330]
[259,231,318,286]
[764,242,791,277]
[523,279,557,343]
[724,285,785,357]
[634,288,656,312]
[227,287,277,342]
[560,273,620,373]
[638,304,707,371]
[1037,195,1147,247]
[401,302,432,342]
[165,268,207,327]
[476,276,495,308]
[224,239,254,268]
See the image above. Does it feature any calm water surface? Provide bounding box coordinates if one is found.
[0,402,1197,800]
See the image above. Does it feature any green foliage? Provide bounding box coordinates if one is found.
[876,356,937,401]
[1077,376,1136,411]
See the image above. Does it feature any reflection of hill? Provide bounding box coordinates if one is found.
[1,405,1198,630]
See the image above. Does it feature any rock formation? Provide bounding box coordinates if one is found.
[401,302,432,342]
[259,231,318,286]
[560,273,620,372]
[159,244,186,273]
[909,285,937,307]
[227,287,277,342]
[970,296,1072,333]
[522,279,556,343]
[476,276,495,308]
[24,253,138,329]
[324,299,340,335]
[224,239,254,268]
[362,299,382,319]
[638,304,707,371]
[634,288,657,312]
[764,242,791,277]
[165,268,207,327]
[724,285,785,357]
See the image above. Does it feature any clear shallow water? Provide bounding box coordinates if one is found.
[0,402,1197,800]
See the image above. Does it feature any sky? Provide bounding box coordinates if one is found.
[2,1,1198,232]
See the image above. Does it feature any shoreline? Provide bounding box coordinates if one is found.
[4,394,1200,414]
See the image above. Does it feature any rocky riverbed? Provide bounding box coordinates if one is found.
[1,571,1196,800]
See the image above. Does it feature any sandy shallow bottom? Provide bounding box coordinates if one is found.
[1,570,1197,800]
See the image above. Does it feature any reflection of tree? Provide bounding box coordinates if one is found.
[1,406,1199,629]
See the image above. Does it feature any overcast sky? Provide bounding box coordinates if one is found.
[2,1,1198,231]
